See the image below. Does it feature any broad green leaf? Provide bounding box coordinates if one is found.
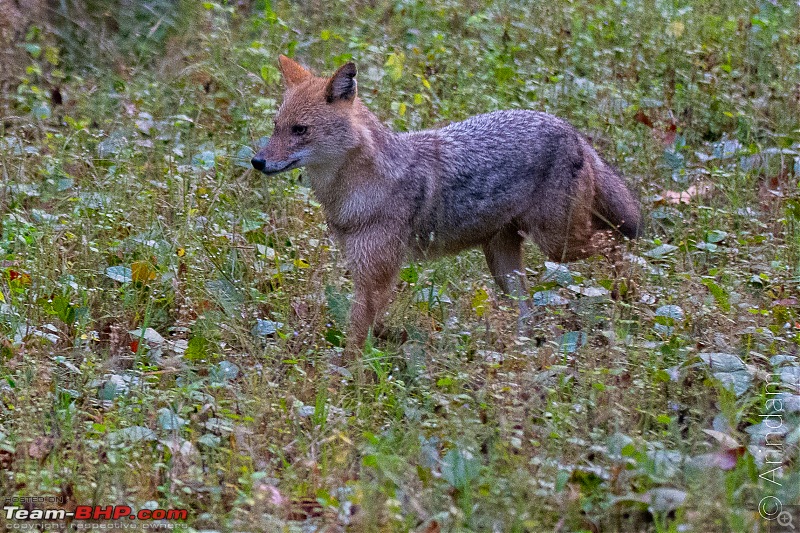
[108,426,157,445]
[399,265,418,284]
[706,230,728,243]
[543,262,574,286]
[644,244,678,259]
[701,278,731,312]
[192,150,216,169]
[252,319,282,338]
[157,408,187,430]
[699,353,752,397]
[98,374,129,401]
[198,433,220,448]
[206,279,243,315]
[32,103,51,120]
[128,327,164,345]
[204,417,234,435]
[105,266,133,283]
[211,360,240,382]
[533,290,569,306]
[655,305,685,322]
[557,331,587,354]
[441,448,480,490]
[643,487,687,513]
[97,131,129,158]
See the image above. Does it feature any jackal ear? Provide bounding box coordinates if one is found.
[326,62,357,103]
[278,55,312,87]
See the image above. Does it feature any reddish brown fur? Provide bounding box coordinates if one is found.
[252,56,642,362]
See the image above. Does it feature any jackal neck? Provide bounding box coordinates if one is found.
[304,100,406,234]
[351,100,396,159]
[309,100,398,185]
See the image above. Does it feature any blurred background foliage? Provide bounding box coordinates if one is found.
[1,0,800,531]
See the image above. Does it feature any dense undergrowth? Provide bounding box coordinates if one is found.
[1,0,800,531]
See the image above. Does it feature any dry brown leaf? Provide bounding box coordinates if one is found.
[662,183,713,204]
[702,429,740,450]
[416,520,441,533]
[28,435,56,461]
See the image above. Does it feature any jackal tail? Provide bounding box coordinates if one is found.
[590,148,643,239]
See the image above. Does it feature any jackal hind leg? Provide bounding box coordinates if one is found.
[482,225,532,332]
[523,178,598,263]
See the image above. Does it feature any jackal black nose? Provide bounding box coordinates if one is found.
[251,157,266,171]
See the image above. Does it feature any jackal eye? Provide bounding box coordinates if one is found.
[291,125,308,136]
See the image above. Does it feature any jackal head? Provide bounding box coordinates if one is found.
[251,55,359,175]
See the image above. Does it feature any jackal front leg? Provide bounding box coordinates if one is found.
[344,234,402,362]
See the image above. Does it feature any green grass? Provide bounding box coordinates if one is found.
[1,0,800,531]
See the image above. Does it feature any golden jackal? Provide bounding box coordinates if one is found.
[252,56,642,359]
